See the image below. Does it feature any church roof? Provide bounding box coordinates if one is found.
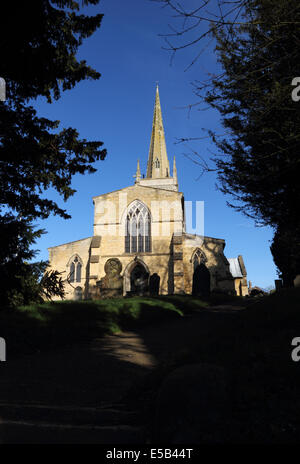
[183,232,225,244]
[92,183,183,200]
[228,258,243,278]
[48,236,92,250]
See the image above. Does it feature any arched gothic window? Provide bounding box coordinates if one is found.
[69,256,82,283]
[76,261,82,282]
[192,248,207,271]
[70,261,75,282]
[154,158,160,169]
[125,201,151,253]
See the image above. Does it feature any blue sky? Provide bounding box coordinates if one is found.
[32,0,277,289]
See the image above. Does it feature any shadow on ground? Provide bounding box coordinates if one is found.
[0,289,300,443]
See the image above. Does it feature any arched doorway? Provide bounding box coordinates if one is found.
[130,262,149,295]
[192,248,210,297]
[192,263,210,297]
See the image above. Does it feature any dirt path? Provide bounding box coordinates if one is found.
[0,306,243,443]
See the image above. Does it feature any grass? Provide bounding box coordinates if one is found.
[0,295,201,357]
[1,288,297,359]
[131,288,300,443]
[244,287,300,325]
[158,289,300,377]
[0,291,255,357]
[1,289,300,442]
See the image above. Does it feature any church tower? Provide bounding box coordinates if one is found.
[136,85,178,192]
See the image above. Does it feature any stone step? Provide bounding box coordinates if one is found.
[0,419,145,444]
[0,402,142,427]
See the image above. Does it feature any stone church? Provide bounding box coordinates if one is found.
[48,86,248,300]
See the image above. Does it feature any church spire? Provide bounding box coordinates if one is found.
[173,156,178,185]
[134,159,141,183]
[146,85,170,179]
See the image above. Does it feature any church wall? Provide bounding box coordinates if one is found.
[139,254,173,295]
[234,278,242,296]
[92,185,184,296]
[48,237,92,300]
[95,253,172,296]
[234,277,249,296]
[182,236,235,294]
[93,185,184,241]
[139,178,177,191]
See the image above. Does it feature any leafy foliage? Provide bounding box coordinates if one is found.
[205,0,300,230]
[0,1,106,305]
[0,216,65,307]
[271,225,300,287]
[155,0,300,282]
[40,268,66,301]
[0,215,41,307]
[1,0,106,221]
[206,0,300,281]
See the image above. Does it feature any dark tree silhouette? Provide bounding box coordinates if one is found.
[0,0,106,305]
[154,0,300,284]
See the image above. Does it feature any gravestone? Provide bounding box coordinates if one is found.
[294,275,300,287]
[98,258,123,298]
[149,273,160,295]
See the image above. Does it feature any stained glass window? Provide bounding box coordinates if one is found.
[69,256,82,283]
[193,249,207,271]
[125,201,151,253]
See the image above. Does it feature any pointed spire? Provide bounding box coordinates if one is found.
[146,85,170,179]
[173,156,178,185]
[134,159,141,183]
